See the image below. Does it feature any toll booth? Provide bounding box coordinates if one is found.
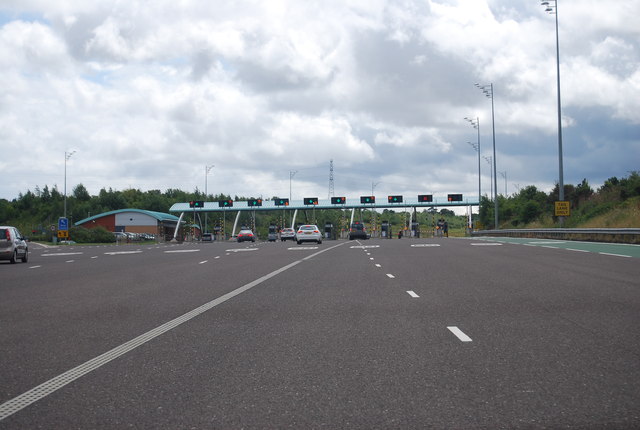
[381,221,391,239]
[324,222,334,240]
[411,222,420,238]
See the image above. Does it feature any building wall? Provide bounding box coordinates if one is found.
[82,214,116,231]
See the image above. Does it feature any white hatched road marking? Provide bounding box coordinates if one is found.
[375,264,381,268]
[407,291,419,298]
[386,274,395,279]
[448,326,472,342]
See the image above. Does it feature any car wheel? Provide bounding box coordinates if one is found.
[10,250,17,264]
[318,240,322,244]
[21,249,28,263]
[297,240,302,245]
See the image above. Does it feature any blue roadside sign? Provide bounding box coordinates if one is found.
[58,217,69,231]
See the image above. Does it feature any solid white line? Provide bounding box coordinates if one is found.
[0,244,347,421]
[407,291,419,298]
[447,326,472,342]
[599,252,632,258]
[386,274,395,279]
[105,251,143,255]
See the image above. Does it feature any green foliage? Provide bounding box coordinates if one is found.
[479,171,638,228]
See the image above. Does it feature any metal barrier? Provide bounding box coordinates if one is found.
[471,228,640,244]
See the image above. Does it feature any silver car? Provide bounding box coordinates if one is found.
[0,226,29,263]
[296,225,322,245]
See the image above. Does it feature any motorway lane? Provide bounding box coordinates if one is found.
[1,241,314,403]
[1,238,639,428]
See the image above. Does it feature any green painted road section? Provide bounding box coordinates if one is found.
[470,236,640,258]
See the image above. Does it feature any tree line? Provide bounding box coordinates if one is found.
[0,171,637,239]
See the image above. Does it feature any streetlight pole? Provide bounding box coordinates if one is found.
[475,83,499,229]
[465,116,481,206]
[64,150,75,220]
[204,164,214,234]
[541,0,565,224]
[289,170,298,203]
[483,156,493,202]
[499,171,507,197]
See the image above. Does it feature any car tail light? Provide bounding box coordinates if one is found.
[4,230,9,240]
[314,230,319,233]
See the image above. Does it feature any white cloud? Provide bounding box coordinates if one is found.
[0,0,638,203]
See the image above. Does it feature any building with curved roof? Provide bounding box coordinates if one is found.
[75,209,182,240]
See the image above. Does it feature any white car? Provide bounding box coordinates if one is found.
[296,225,322,245]
[280,228,296,241]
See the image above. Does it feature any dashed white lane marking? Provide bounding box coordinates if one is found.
[164,249,201,253]
[369,257,374,260]
[287,247,318,250]
[411,244,441,247]
[41,252,83,257]
[386,274,395,279]
[29,266,41,269]
[567,248,589,253]
[470,243,502,246]
[448,326,473,342]
[375,264,381,268]
[350,245,380,249]
[215,256,221,259]
[407,291,419,298]
[599,252,632,258]
[199,260,208,264]
[0,241,346,422]
[105,251,143,255]
[65,260,74,263]
[225,248,258,253]
[91,256,99,259]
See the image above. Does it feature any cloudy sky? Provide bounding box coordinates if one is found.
[1,0,638,204]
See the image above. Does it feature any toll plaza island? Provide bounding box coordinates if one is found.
[169,194,479,241]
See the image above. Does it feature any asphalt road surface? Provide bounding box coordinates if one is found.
[1,237,639,429]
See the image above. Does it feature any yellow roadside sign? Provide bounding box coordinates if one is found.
[555,201,571,217]
[57,230,69,239]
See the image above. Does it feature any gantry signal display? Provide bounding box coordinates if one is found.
[388,195,403,203]
[274,198,289,206]
[331,197,346,204]
[303,197,319,205]
[360,196,375,204]
[418,194,433,202]
[447,194,463,202]
[247,199,263,207]
[218,200,233,207]
[189,200,204,208]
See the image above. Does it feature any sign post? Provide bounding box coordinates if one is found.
[554,201,570,217]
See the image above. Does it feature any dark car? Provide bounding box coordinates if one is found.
[0,226,29,263]
[348,222,369,240]
[237,229,256,243]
